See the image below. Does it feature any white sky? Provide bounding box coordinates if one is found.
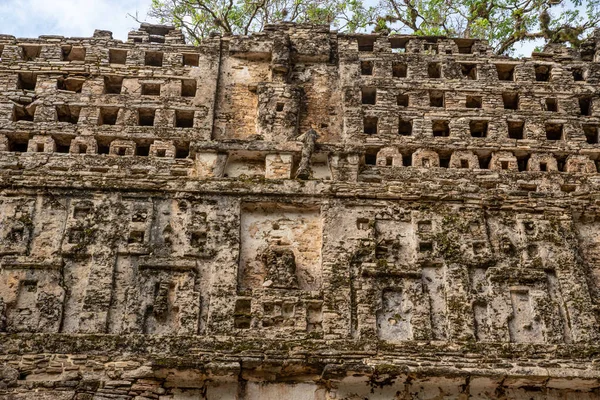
[0,0,154,41]
[0,0,550,56]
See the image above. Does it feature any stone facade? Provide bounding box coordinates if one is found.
[0,22,600,399]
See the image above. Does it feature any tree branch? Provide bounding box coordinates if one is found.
[244,0,268,35]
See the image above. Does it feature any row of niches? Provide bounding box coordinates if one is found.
[360,59,596,83]
[13,72,198,97]
[353,35,487,55]
[232,297,323,332]
[1,134,598,177]
[359,87,597,116]
[0,44,202,67]
[364,147,598,175]
[10,103,200,128]
[360,115,600,144]
[0,135,190,159]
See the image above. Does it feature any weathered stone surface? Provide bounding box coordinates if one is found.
[0,22,600,398]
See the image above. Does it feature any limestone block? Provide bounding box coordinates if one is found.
[27,135,55,153]
[162,79,182,97]
[69,136,97,154]
[490,151,518,171]
[265,153,293,179]
[0,135,8,152]
[450,150,479,169]
[376,146,402,167]
[196,151,228,178]
[109,139,136,156]
[122,77,141,95]
[155,109,173,127]
[256,83,302,142]
[565,154,596,173]
[527,153,558,171]
[32,105,56,123]
[150,140,176,158]
[412,148,440,168]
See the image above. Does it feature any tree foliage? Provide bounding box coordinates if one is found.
[377,0,600,54]
[148,0,378,42]
[148,0,600,54]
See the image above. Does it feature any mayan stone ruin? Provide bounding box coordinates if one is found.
[0,20,600,399]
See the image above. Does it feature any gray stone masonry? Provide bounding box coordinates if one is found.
[1,22,600,399]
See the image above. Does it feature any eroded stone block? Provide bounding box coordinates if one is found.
[27,135,55,153]
[239,203,322,291]
[265,153,293,179]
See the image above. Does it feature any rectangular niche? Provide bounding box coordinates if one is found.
[223,151,266,178]
[239,203,322,292]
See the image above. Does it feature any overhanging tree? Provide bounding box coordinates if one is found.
[148,0,377,43]
[376,0,600,54]
[148,0,600,54]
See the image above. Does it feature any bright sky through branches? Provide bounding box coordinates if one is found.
[0,0,588,56]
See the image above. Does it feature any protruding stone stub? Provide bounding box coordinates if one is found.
[295,128,319,180]
[129,23,185,44]
[93,30,113,39]
[140,23,176,36]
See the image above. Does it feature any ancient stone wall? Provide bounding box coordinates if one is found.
[0,22,600,399]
